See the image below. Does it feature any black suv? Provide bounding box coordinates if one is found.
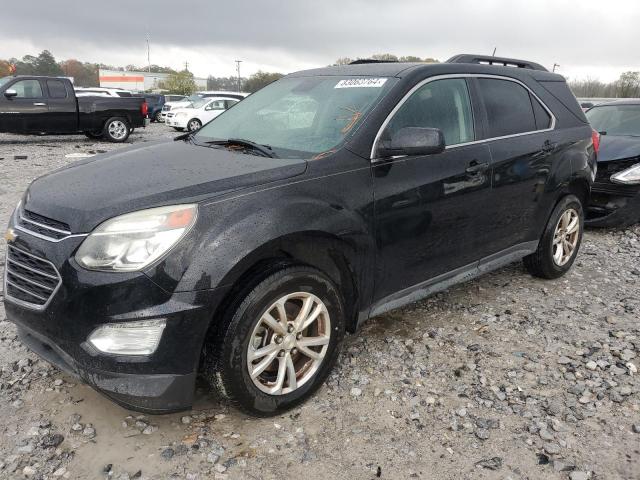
[4,55,596,416]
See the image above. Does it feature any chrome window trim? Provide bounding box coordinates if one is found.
[370,73,557,162]
[4,245,62,311]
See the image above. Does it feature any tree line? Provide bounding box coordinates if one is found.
[0,50,285,94]
[568,72,640,98]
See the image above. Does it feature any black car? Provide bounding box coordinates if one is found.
[4,55,596,416]
[0,76,149,142]
[585,100,640,227]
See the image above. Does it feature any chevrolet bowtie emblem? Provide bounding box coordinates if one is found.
[4,227,17,243]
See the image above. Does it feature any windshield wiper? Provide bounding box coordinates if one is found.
[205,138,277,158]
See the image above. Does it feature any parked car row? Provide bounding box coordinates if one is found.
[5,54,605,416]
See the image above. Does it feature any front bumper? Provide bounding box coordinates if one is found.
[586,192,640,228]
[165,116,188,128]
[4,214,227,413]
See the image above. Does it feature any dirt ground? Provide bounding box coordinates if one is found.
[0,124,639,480]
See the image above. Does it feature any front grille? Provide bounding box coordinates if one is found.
[593,158,640,197]
[5,245,61,309]
[16,208,72,241]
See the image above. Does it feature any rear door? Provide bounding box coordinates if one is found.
[372,77,493,304]
[0,78,48,132]
[44,79,77,133]
[474,76,556,254]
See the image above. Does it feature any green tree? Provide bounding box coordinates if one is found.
[243,71,284,93]
[35,50,63,76]
[616,71,640,98]
[60,59,99,86]
[207,75,245,91]
[371,53,399,62]
[160,70,197,95]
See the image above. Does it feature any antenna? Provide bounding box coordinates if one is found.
[235,60,242,93]
[492,47,497,56]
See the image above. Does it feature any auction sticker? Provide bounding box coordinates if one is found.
[335,78,387,88]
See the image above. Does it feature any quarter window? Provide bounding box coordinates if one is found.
[478,78,537,137]
[47,80,67,99]
[383,78,474,147]
[10,79,43,98]
[531,93,552,129]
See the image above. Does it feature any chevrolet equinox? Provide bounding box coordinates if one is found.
[4,54,597,416]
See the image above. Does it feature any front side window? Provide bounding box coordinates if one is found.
[383,78,474,147]
[586,105,640,137]
[10,79,43,98]
[478,78,537,137]
[195,76,396,158]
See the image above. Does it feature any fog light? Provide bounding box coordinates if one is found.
[88,319,166,355]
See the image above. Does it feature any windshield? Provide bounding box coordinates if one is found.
[190,98,209,109]
[586,104,640,137]
[0,76,12,88]
[194,75,396,158]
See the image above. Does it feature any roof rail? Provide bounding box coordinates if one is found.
[446,54,548,72]
[349,59,399,65]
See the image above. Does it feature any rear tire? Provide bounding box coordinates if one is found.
[201,266,345,416]
[524,194,584,279]
[102,117,131,143]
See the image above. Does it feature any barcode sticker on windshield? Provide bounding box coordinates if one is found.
[335,78,387,88]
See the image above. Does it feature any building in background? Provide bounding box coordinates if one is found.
[98,69,207,92]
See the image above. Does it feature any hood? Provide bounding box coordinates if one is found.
[597,135,640,163]
[24,140,307,232]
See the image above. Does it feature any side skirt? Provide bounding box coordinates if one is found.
[367,241,538,319]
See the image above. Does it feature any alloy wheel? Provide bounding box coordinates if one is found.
[108,120,128,140]
[247,292,331,395]
[552,208,580,266]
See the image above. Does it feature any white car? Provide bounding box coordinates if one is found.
[159,91,248,122]
[74,87,134,97]
[165,97,240,131]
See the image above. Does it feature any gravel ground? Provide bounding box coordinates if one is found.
[0,124,639,480]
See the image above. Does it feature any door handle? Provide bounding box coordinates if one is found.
[465,161,489,174]
[33,102,47,106]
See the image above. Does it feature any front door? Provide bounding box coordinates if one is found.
[0,78,49,132]
[372,77,494,305]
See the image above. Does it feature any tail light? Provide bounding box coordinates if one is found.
[141,101,148,117]
[591,129,600,155]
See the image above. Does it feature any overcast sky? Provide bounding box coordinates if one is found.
[1,0,637,82]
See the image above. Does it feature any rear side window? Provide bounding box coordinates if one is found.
[385,78,474,146]
[47,80,67,99]
[478,78,536,137]
[531,94,552,129]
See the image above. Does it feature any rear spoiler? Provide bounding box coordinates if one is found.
[447,54,548,72]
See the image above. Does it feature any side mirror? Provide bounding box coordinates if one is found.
[4,89,18,99]
[377,127,445,158]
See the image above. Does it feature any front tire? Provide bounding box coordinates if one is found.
[202,266,345,416]
[102,117,131,143]
[524,194,584,279]
[187,118,202,132]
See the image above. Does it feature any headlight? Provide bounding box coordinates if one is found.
[88,319,166,355]
[75,204,197,271]
[611,163,640,185]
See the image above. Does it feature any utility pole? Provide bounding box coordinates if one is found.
[184,61,189,71]
[235,60,242,92]
[552,63,560,73]
[146,33,151,72]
